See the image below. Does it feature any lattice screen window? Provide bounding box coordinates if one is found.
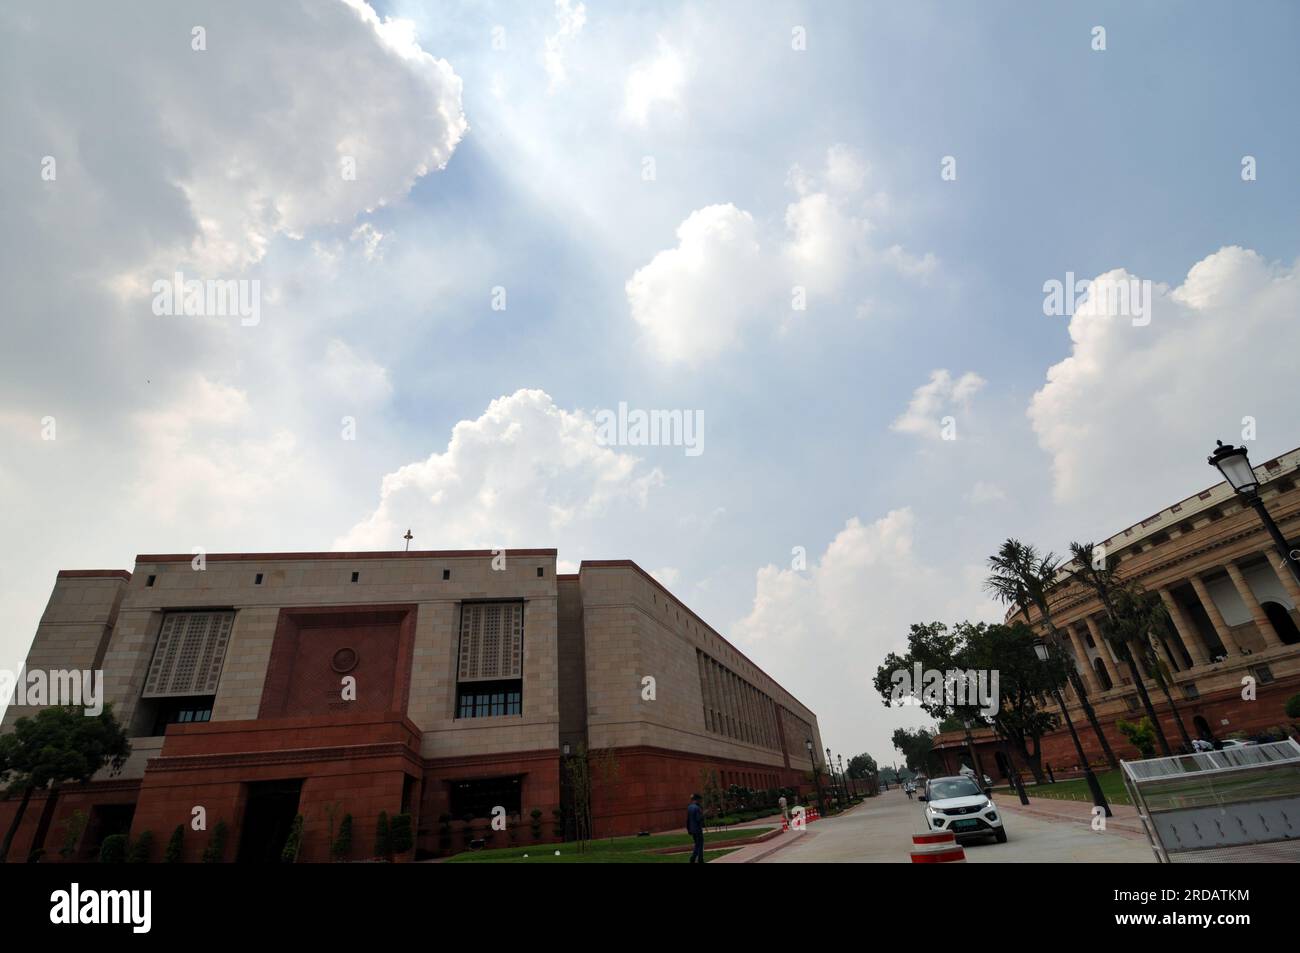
[458,602,524,682]
[143,611,235,698]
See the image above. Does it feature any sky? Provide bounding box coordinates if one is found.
[1,1,1298,766]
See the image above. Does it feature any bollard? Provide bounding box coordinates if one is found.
[910,830,966,863]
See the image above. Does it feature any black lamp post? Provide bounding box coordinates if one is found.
[826,747,843,809]
[961,717,987,791]
[1209,441,1300,587]
[838,754,849,799]
[1033,636,1112,817]
[805,739,824,814]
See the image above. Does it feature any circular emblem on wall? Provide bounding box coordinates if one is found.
[331,647,358,673]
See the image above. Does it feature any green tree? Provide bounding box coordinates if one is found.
[0,705,131,862]
[389,813,414,856]
[58,809,88,860]
[889,727,937,774]
[1286,693,1300,719]
[373,811,390,860]
[99,834,127,864]
[201,820,227,863]
[875,620,1061,782]
[282,814,304,863]
[332,813,353,861]
[986,539,1119,770]
[846,753,877,779]
[127,829,154,863]
[1117,717,1157,759]
[164,825,184,863]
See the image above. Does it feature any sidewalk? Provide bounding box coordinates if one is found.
[995,795,1147,839]
[710,803,864,863]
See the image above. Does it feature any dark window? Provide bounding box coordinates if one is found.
[443,569,451,580]
[351,571,359,583]
[150,696,216,735]
[456,679,522,718]
[449,775,522,819]
[146,575,156,587]
[537,566,544,577]
[254,573,263,585]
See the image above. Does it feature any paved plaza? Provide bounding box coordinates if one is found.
[712,788,1156,863]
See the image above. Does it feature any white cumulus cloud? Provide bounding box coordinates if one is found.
[335,389,665,550]
[1028,247,1300,514]
[891,370,987,438]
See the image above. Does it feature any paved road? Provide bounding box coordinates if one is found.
[758,788,1156,863]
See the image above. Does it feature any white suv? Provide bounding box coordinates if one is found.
[920,775,1007,844]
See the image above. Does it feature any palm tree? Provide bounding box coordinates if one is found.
[1115,578,1194,751]
[1068,543,1173,757]
[985,539,1119,769]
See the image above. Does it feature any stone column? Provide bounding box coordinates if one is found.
[1066,624,1102,694]
[1264,548,1300,610]
[1189,574,1241,657]
[1083,616,1122,689]
[1159,588,1208,668]
[1226,561,1283,649]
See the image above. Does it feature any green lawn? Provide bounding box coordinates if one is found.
[995,769,1133,807]
[444,828,770,863]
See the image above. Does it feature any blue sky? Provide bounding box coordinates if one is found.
[2,1,1298,762]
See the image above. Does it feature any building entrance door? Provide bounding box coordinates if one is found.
[237,779,304,863]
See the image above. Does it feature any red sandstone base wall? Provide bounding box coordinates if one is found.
[590,745,807,837]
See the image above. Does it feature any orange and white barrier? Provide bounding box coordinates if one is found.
[909,830,966,863]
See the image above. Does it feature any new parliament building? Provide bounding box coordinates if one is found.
[0,552,822,861]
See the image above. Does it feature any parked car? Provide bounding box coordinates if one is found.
[919,775,1007,844]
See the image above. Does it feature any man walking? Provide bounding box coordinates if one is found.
[778,793,788,825]
[687,793,705,863]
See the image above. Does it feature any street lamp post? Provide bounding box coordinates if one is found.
[961,718,987,790]
[806,739,825,815]
[1033,637,1112,817]
[826,747,844,809]
[1209,441,1300,587]
[838,754,850,800]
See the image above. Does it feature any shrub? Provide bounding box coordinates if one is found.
[59,809,89,860]
[164,825,184,863]
[332,814,353,861]
[99,834,128,864]
[529,808,543,841]
[374,811,391,859]
[201,820,228,863]
[1285,693,1300,720]
[281,814,304,863]
[389,813,414,856]
[1118,718,1157,759]
[128,830,154,864]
